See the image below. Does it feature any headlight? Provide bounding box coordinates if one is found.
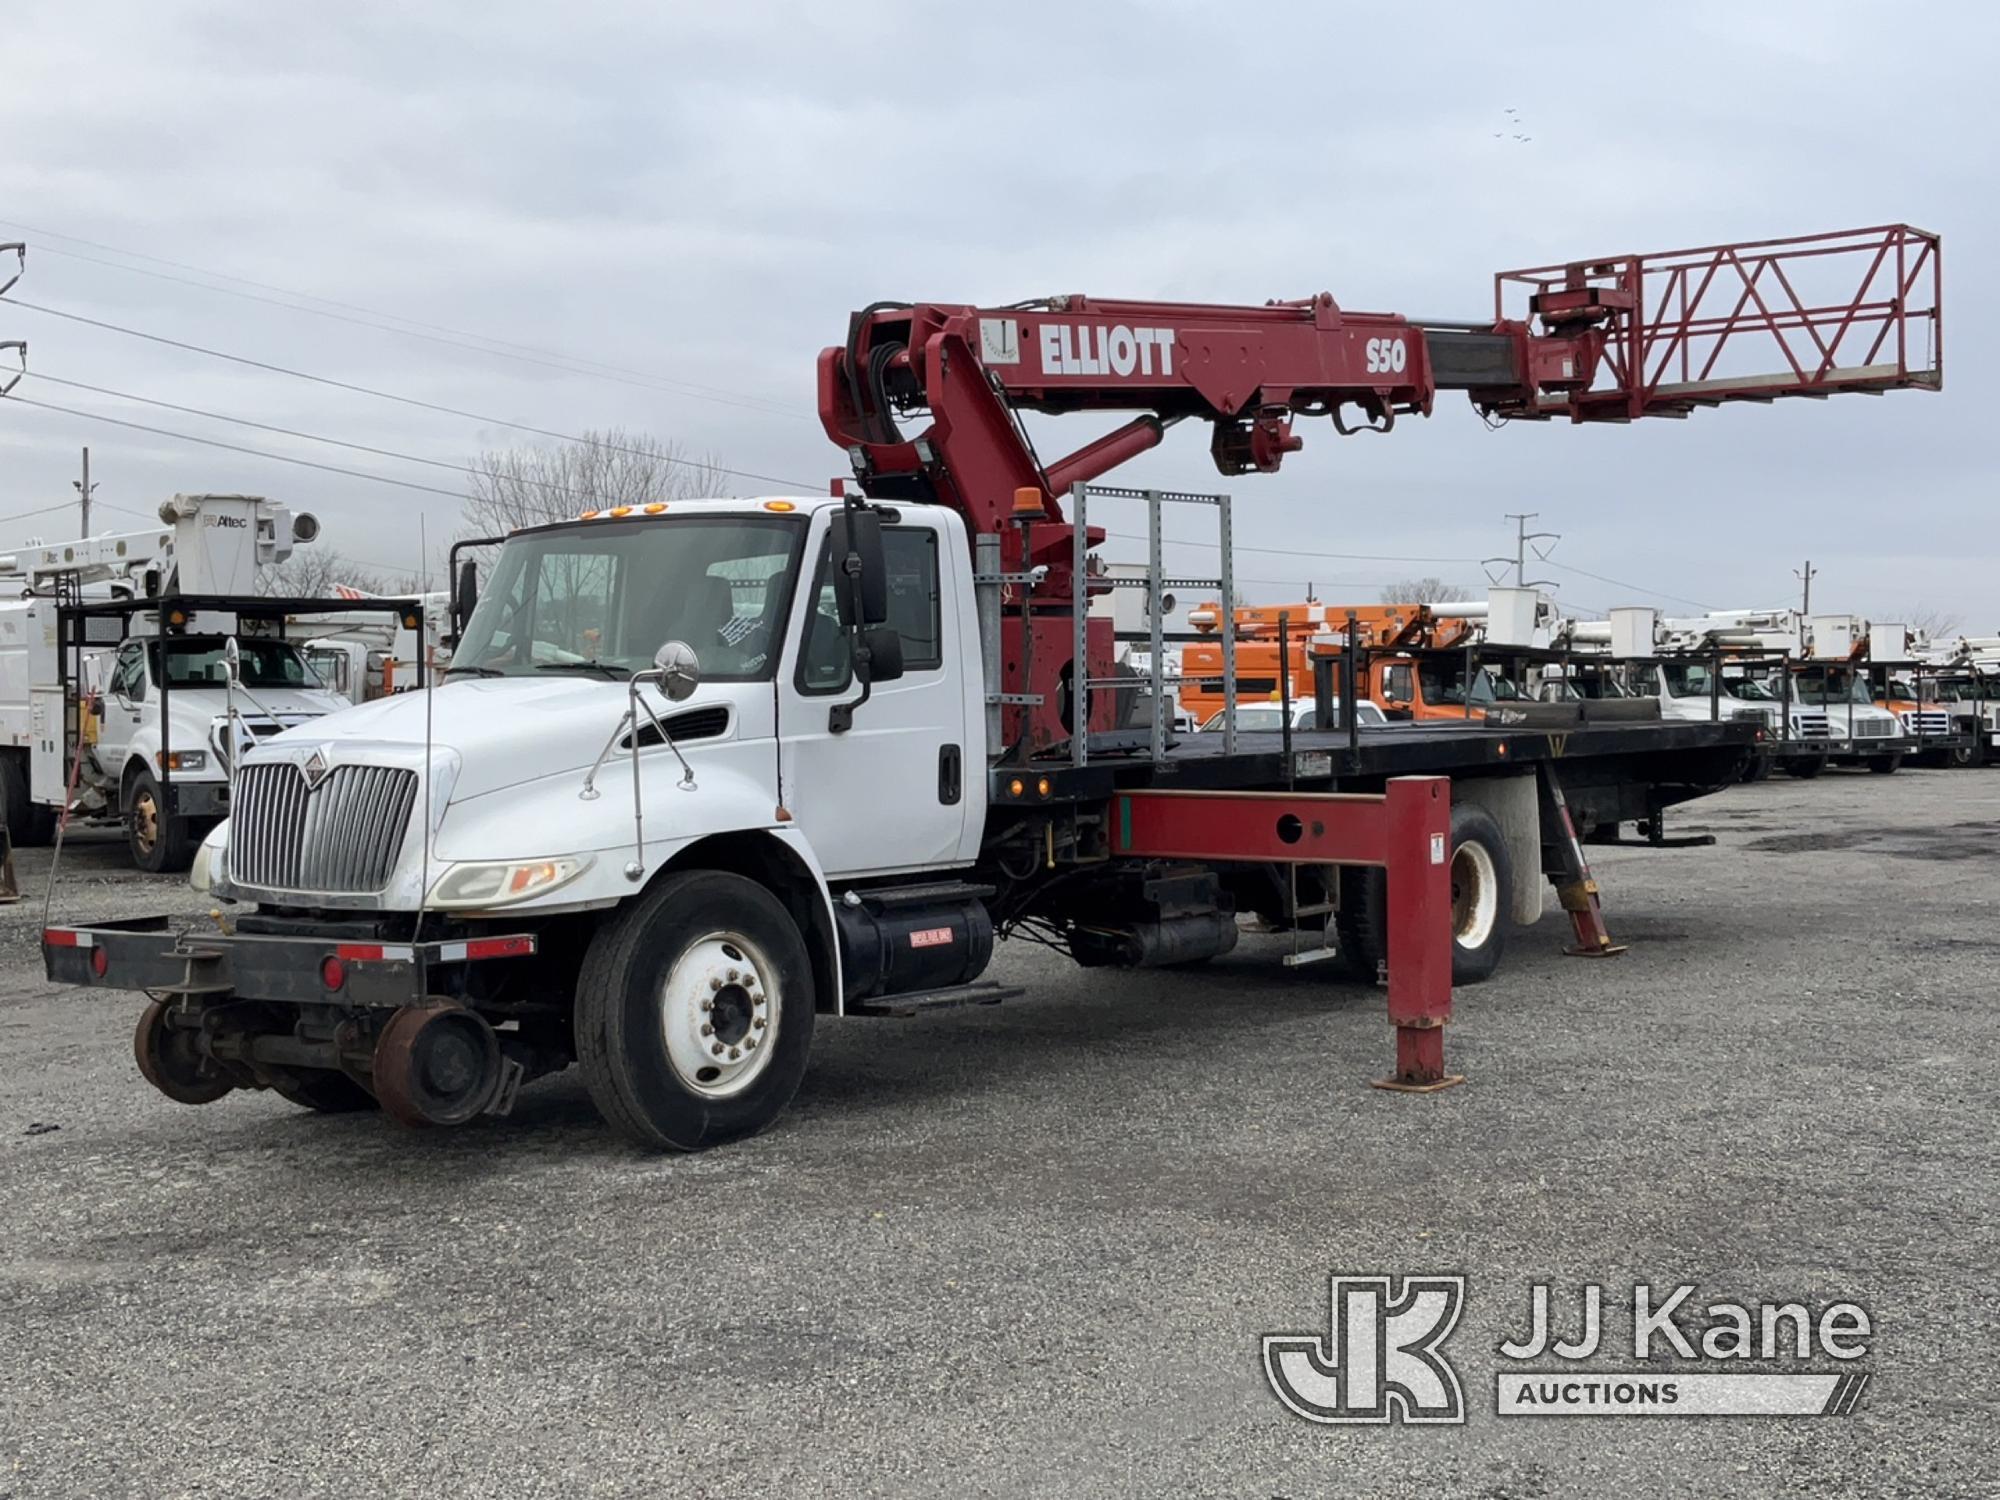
[427,856,590,908]
[190,821,229,895]
[159,750,207,772]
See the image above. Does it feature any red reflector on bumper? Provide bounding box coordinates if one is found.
[44,928,91,948]
[462,936,535,961]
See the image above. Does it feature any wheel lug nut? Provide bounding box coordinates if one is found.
[728,1047,741,1061]
[701,999,713,1012]
[744,1037,757,1051]
[753,1017,767,1030]
[700,1023,713,1036]
[710,1043,724,1057]
[709,977,722,991]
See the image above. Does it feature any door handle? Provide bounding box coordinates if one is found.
[937,744,962,806]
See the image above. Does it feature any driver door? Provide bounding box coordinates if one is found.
[96,642,148,771]
[779,519,970,878]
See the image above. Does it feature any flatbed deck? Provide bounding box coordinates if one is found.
[1004,716,1757,833]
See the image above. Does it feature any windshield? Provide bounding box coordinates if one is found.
[1791,672,1871,705]
[1722,675,1776,701]
[1202,700,1382,732]
[1419,663,1520,706]
[147,636,323,690]
[452,517,805,680]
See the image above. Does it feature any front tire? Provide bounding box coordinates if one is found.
[1783,755,1827,780]
[576,870,816,1150]
[127,769,193,873]
[1869,754,1903,775]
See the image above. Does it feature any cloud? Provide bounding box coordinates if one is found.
[0,0,1991,624]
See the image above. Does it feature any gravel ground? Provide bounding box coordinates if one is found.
[1,774,1995,1499]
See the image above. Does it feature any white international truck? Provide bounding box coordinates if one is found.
[38,492,1760,1145]
[0,495,409,869]
[33,233,1937,1147]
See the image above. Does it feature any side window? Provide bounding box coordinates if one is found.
[797,555,850,695]
[1382,663,1412,703]
[795,526,944,694]
[114,647,146,701]
[1631,665,1659,695]
[882,529,942,671]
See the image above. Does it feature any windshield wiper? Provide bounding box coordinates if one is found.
[534,661,624,678]
[445,665,508,678]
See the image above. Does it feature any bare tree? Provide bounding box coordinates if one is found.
[461,428,729,534]
[1899,604,1965,640]
[261,548,415,598]
[1379,576,1468,605]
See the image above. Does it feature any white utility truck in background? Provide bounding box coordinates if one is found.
[1560,608,1836,778]
[292,592,446,707]
[0,494,396,869]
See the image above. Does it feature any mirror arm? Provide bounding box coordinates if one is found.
[830,495,876,734]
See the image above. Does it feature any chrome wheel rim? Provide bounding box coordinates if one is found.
[660,931,778,1099]
[1450,840,1499,950]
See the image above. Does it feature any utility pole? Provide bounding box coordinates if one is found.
[1794,558,1817,617]
[1483,511,1561,588]
[74,447,95,538]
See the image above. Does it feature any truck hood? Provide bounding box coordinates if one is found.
[273,676,691,801]
[199,685,345,721]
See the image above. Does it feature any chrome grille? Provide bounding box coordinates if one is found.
[230,762,418,894]
[1904,710,1951,735]
[1794,714,1831,739]
[1854,719,1893,740]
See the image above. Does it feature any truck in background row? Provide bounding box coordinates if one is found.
[0,495,414,869]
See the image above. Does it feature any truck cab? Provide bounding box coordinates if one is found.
[1373,653,1521,721]
[94,630,347,870]
[1792,666,1906,771]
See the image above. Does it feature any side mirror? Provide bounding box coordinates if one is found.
[223,636,241,684]
[828,504,889,629]
[860,626,904,684]
[654,640,701,701]
[454,558,480,632]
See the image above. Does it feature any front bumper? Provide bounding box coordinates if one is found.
[43,917,536,1006]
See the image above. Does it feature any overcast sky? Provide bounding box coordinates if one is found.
[1,1,1992,629]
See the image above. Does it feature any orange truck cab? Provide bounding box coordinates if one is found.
[1368,651,1526,721]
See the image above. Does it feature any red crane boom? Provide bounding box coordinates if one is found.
[816,223,1940,746]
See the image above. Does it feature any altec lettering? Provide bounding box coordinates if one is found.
[1037,323,1176,378]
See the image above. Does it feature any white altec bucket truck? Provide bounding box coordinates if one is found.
[1559,608,1834,779]
[0,495,380,870]
[32,226,1941,1147]
[1792,614,1908,773]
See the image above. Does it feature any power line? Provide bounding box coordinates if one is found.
[21,370,646,507]
[1,394,473,502]
[3,299,817,491]
[1,220,802,419]
[0,497,107,531]
[1102,527,1478,567]
[1542,559,1715,612]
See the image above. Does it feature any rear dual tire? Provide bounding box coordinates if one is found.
[575,870,816,1151]
[1333,802,1512,986]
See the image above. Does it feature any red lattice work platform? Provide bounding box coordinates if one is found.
[1493,223,1941,422]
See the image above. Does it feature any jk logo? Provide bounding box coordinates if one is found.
[1263,1275,1467,1425]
